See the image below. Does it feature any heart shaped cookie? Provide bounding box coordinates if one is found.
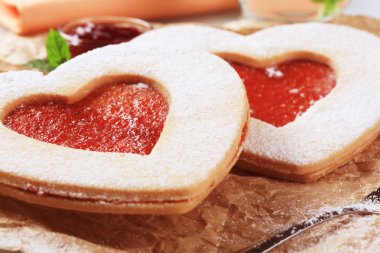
[0,44,249,214]
[134,23,380,182]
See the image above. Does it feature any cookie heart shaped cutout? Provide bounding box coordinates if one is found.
[0,45,249,214]
[134,23,380,182]
[4,81,168,155]
[229,59,336,127]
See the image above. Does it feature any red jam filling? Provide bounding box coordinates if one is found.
[230,60,336,127]
[65,22,143,57]
[3,83,168,155]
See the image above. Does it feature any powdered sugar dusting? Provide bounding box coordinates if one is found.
[299,206,380,253]
[133,82,149,89]
[0,43,248,210]
[134,24,380,179]
[266,66,283,78]
[0,226,101,253]
[305,202,380,227]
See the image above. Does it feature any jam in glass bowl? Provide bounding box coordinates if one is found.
[59,16,152,57]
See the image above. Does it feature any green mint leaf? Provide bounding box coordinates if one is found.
[25,59,55,72]
[25,29,71,73]
[46,29,71,68]
[313,0,343,18]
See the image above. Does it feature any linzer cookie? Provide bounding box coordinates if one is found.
[0,44,249,214]
[134,23,380,182]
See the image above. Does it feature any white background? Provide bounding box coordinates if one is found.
[344,0,380,19]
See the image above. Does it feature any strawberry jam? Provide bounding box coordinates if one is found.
[61,18,150,57]
[3,83,168,155]
[230,60,336,127]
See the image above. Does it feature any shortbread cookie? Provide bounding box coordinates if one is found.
[134,23,380,182]
[0,44,249,214]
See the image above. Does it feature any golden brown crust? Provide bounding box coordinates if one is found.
[238,117,380,182]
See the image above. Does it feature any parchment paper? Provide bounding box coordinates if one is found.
[0,15,380,253]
